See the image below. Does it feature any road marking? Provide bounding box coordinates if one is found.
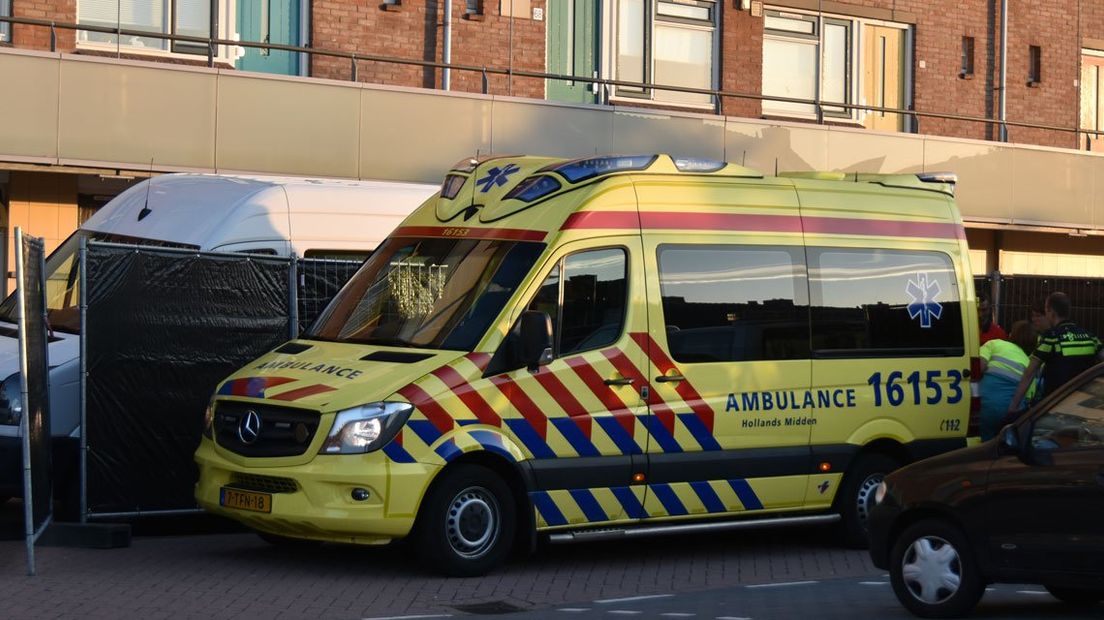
[745,580,817,589]
[363,615,452,620]
[859,581,888,586]
[1016,590,1048,595]
[558,609,591,613]
[596,594,674,604]
[608,611,642,615]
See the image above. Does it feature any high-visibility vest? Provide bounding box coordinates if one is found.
[981,339,1037,400]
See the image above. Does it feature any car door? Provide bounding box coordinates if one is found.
[498,236,650,528]
[640,234,814,520]
[985,371,1104,576]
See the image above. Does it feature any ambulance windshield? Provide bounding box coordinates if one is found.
[308,236,545,350]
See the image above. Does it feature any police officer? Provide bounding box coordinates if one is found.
[1007,291,1104,420]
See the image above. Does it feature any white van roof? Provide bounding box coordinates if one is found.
[86,174,438,254]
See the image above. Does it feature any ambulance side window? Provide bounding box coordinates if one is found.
[808,248,964,357]
[529,248,627,356]
[657,245,809,363]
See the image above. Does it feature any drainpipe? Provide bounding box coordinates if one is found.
[443,0,452,90]
[998,0,1008,142]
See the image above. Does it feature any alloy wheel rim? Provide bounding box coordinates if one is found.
[445,485,500,559]
[901,535,962,604]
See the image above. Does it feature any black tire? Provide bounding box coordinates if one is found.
[889,519,984,618]
[1045,585,1104,606]
[256,531,321,547]
[837,453,899,548]
[414,463,516,577]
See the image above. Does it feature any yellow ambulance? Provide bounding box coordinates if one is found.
[194,154,979,575]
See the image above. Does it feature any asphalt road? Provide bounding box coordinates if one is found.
[483,578,1104,620]
[3,498,1101,620]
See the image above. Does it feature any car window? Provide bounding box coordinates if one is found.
[1030,375,1104,451]
[528,248,627,356]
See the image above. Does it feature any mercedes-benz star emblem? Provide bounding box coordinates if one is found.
[237,410,262,445]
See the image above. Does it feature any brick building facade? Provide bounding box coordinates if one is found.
[2,0,1098,149]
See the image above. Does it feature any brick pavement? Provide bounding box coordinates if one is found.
[0,517,879,620]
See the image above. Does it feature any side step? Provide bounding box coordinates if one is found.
[547,513,840,544]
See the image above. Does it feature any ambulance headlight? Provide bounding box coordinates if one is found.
[320,402,413,455]
[0,373,23,426]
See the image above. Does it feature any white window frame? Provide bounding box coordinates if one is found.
[76,0,236,64]
[762,6,910,124]
[605,0,720,110]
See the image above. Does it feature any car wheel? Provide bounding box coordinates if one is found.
[414,464,515,577]
[837,453,899,548]
[889,519,984,618]
[1045,585,1104,606]
[257,531,321,547]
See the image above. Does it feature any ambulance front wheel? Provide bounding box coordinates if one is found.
[414,463,516,577]
[838,452,899,548]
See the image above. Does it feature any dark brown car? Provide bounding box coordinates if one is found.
[868,364,1104,618]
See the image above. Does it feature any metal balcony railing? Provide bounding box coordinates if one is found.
[1,14,1101,144]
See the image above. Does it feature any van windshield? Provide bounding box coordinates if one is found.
[308,237,545,351]
[0,231,198,335]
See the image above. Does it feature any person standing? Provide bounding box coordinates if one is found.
[1006,292,1104,421]
[978,321,1037,440]
[978,291,1006,346]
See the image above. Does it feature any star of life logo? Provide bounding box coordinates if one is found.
[906,273,943,329]
[476,164,520,193]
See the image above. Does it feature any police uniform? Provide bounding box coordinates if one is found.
[1032,320,1103,398]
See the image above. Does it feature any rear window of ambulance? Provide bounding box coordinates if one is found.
[808,248,964,358]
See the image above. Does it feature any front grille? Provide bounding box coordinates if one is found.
[229,472,299,494]
[214,401,321,457]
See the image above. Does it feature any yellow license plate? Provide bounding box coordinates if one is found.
[219,487,272,513]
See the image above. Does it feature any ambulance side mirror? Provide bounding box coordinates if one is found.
[519,311,554,372]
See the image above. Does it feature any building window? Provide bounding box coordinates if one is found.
[762,7,909,130]
[1028,45,1042,86]
[960,36,974,78]
[77,0,229,57]
[1080,51,1104,151]
[614,0,717,107]
[0,0,11,44]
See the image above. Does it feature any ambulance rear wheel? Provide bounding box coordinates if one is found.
[838,452,899,548]
[415,464,515,577]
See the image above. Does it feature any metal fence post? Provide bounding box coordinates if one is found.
[288,255,299,340]
[78,236,88,524]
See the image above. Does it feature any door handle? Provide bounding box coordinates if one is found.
[604,377,634,386]
[655,374,685,383]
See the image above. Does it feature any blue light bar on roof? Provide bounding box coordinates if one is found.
[545,155,658,183]
[673,157,727,173]
[504,175,562,203]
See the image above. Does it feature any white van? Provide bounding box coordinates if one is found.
[0,173,438,503]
